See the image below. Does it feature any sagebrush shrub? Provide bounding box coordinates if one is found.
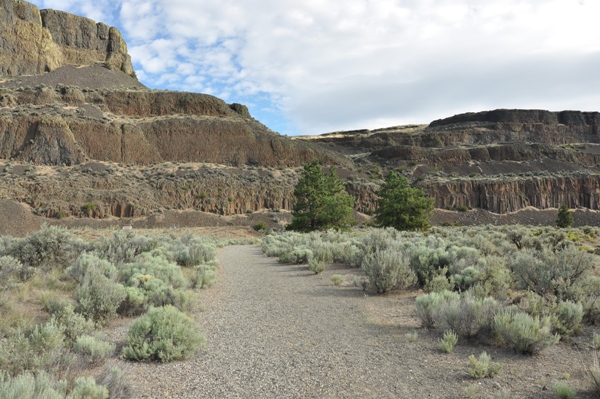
[7,225,86,273]
[67,254,118,284]
[0,371,65,399]
[308,258,326,274]
[48,303,95,346]
[468,352,501,379]
[69,376,109,399]
[191,263,217,289]
[361,248,416,294]
[120,252,187,289]
[0,256,23,289]
[330,274,343,285]
[493,307,560,354]
[278,247,313,264]
[423,273,454,293]
[552,381,576,399]
[337,244,363,268]
[408,244,449,287]
[0,319,69,376]
[122,305,204,362]
[73,335,115,364]
[76,269,126,324]
[96,365,133,399]
[438,330,458,353]
[94,232,156,265]
[554,300,583,338]
[171,237,217,267]
[435,294,500,338]
[415,290,460,329]
[509,246,594,300]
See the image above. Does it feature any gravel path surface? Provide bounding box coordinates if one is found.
[122,245,432,398]
[112,245,600,399]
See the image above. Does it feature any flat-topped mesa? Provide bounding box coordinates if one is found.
[0,0,134,77]
[423,109,600,146]
[429,109,600,127]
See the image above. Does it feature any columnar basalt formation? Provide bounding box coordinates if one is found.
[419,173,600,214]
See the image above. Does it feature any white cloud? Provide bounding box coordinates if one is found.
[27,0,600,135]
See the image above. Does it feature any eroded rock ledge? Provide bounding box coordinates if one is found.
[0,0,134,76]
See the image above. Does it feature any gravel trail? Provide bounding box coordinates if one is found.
[125,245,427,398]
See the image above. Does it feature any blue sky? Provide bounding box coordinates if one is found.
[29,0,600,136]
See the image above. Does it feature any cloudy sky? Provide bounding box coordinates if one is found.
[30,0,600,135]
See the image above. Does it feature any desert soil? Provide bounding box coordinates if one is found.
[104,246,598,399]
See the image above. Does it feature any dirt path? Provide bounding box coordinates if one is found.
[121,246,596,399]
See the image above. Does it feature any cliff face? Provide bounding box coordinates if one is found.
[0,0,134,76]
[420,173,600,214]
[0,161,374,219]
[0,85,349,167]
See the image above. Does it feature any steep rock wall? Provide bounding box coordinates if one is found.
[0,0,134,76]
[0,162,377,219]
[421,174,600,214]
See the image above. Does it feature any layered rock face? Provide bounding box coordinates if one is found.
[0,0,134,76]
[300,109,600,215]
[0,85,349,167]
[419,173,600,214]
[0,161,375,219]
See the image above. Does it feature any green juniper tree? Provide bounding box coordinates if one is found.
[556,204,574,228]
[287,160,355,232]
[375,171,434,231]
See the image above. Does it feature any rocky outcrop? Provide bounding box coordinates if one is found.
[0,0,134,76]
[422,109,600,147]
[420,173,600,214]
[0,161,375,219]
[429,109,600,128]
[372,143,600,168]
[0,85,350,167]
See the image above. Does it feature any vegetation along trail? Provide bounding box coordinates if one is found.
[125,245,442,398]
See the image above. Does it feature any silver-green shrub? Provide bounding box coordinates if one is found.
[120,252,187,289]
[336,243,363,267]
[435,294,500,338]
[96,366,132,399]
[438,330,458,353]
[0,256,23,289]
[94,232,156,265]
[76,269,126,324]
[414,290,460,329]
[493,307,560,354]
[0,319,68,376]
[509,246,594,300]
[278,247,313,264]
[468,352,501,379]
[69,377,109,399]
[0,371,66,399]
[7,225,86,273]
[48,303,95,346]
[552,381,576,399]
[122,305,204,362]
[554,300,583,338]
[423,274,454,293]
[163,235,218,267]
[308,259,326,274]
[67,254,119,284]
[361,248,416,294]
[191,262,218,289]
[73,335,115,364]
[118,252,191,314]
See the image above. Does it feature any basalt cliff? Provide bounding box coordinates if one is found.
[297,110,600,216]
[1,0,600,230]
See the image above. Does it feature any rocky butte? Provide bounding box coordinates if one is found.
[1,0,600,232]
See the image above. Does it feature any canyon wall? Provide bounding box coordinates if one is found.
[0,0,134,76]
